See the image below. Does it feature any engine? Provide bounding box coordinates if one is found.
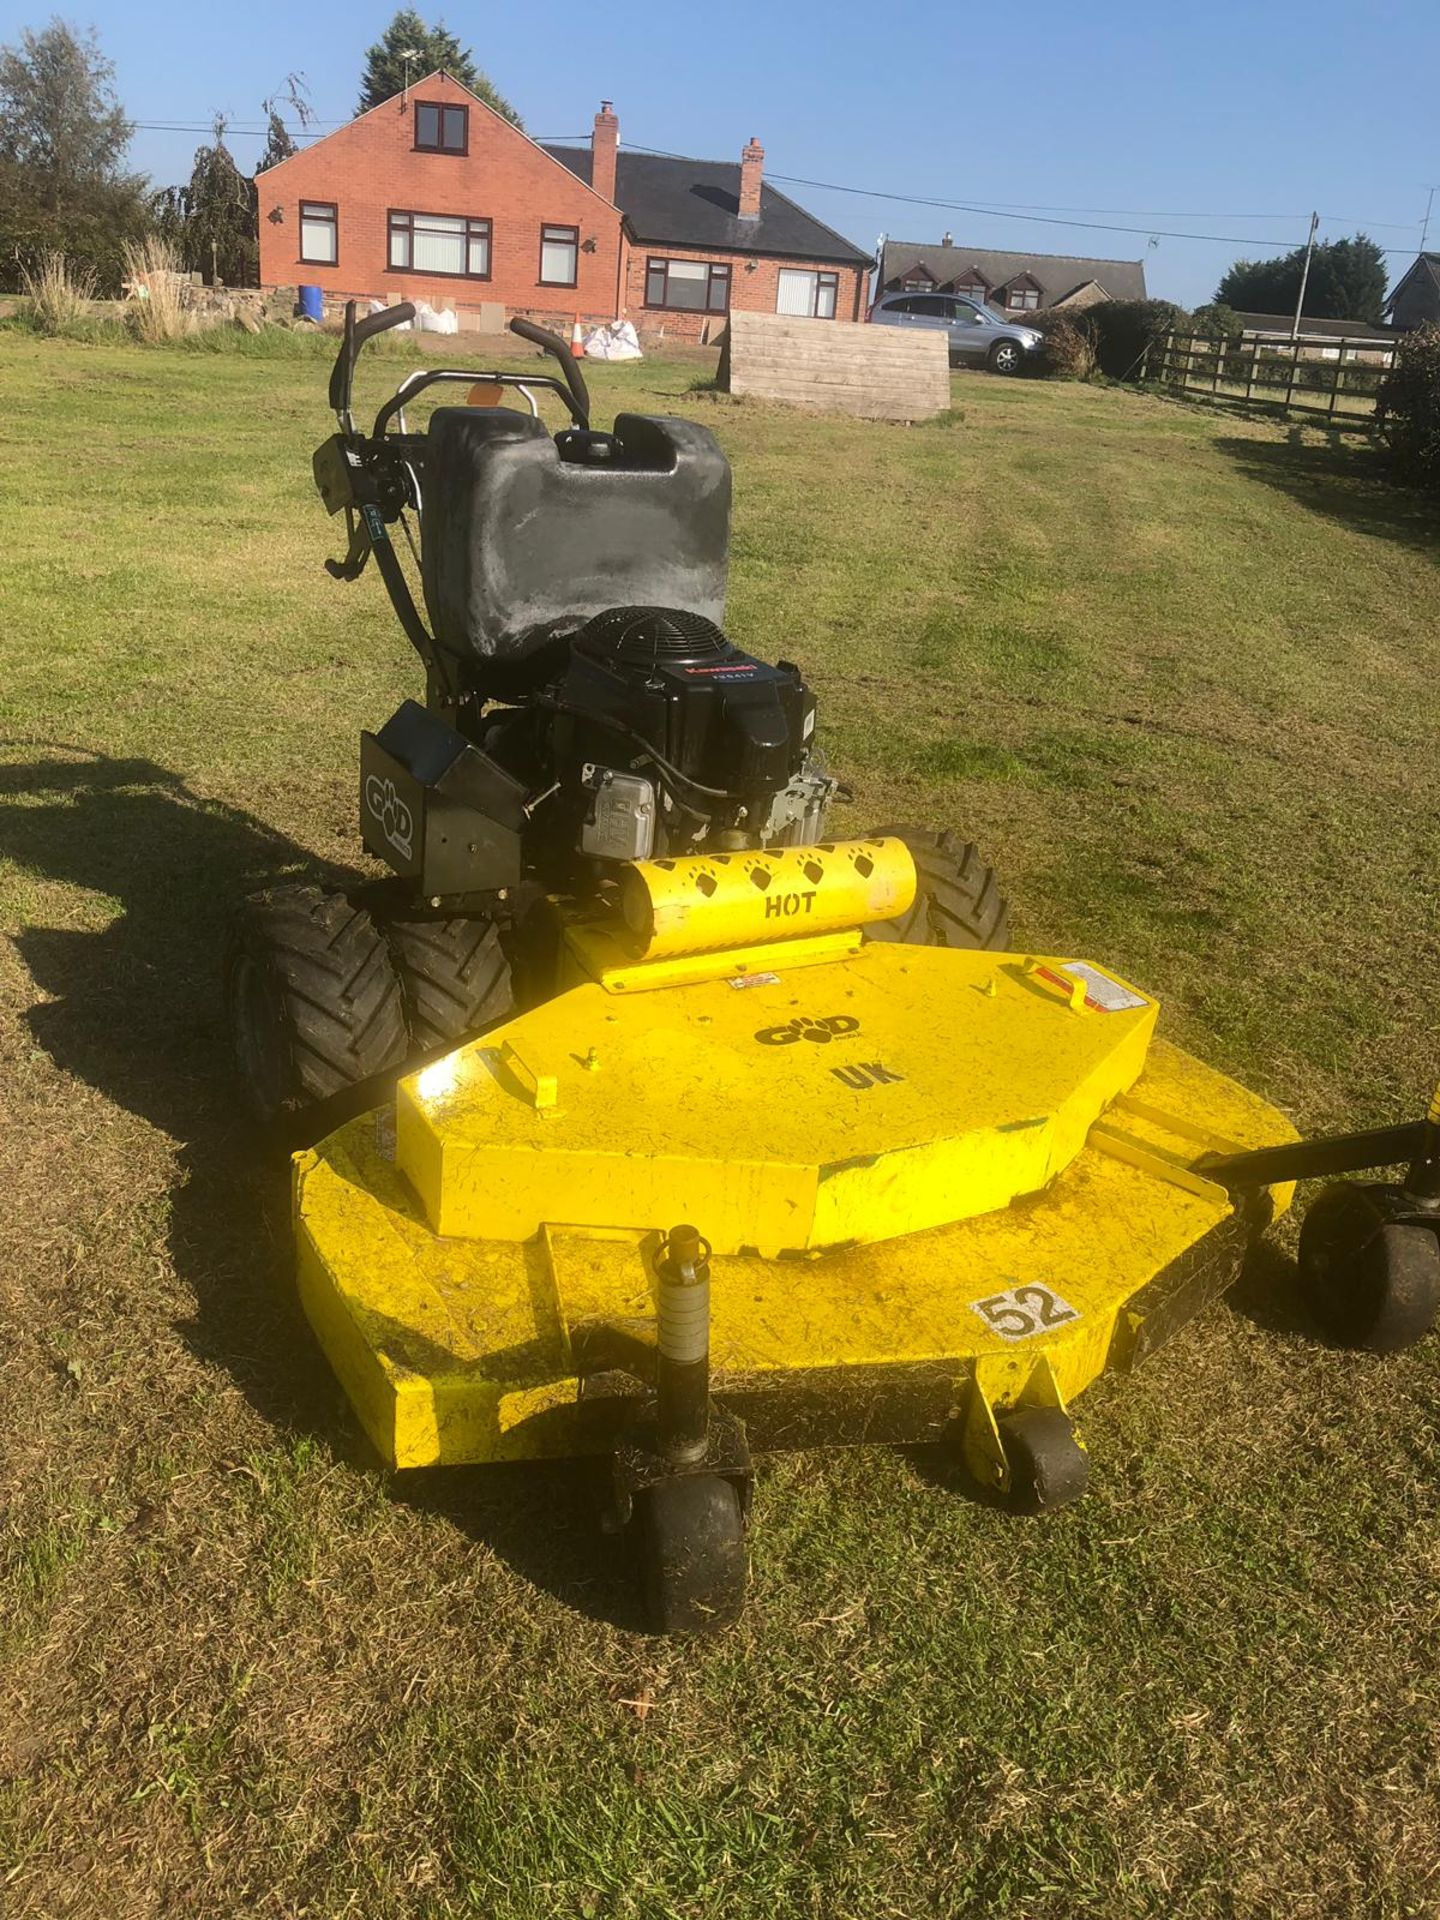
[550,606,834,861]
[359,606,835,905]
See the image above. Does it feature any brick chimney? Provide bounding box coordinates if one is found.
[739,136,764,220]
[592,99,619,205]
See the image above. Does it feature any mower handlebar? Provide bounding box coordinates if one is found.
[508,315,590,427]
[329,300,419,419]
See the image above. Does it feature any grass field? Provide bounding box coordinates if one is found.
[1,331,1439,1919]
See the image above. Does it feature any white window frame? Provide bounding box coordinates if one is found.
[539,223,579,287]
[299,201,337,266]
[387,209,492,280]
[776,268,840,319]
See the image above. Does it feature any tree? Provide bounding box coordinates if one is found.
[157,117,257,286]
[356,8,520,125]
[258,73,315,173]
[1216,233,1389,326]
[0,18,134,209]
[0,18,150,293]
[258,105,296,173]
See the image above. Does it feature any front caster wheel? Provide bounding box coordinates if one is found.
[1298,1183,1440,1354]
[997,1406,1088,1515]
[634,1474,747,1635]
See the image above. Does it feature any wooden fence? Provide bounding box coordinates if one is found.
[1144,329,1396,427]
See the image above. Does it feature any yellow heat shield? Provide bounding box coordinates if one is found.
[619,836,916,958]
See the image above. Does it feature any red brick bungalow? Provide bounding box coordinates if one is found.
[256,74,871,339]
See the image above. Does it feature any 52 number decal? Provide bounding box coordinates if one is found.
[969,1284,1080,1342]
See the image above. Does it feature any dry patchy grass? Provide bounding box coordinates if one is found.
[0,338,1438,1917]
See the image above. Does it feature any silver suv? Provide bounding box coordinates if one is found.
[868,291,1045,374]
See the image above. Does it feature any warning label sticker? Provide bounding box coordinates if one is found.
[727,972,781,990]
[1057,961,1148,1013]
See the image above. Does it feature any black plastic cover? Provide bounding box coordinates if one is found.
[420,409,731,662]
[361,699,525,896]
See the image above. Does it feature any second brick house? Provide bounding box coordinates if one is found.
[256,75,871,337]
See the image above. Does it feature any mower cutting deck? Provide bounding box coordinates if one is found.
[294,848,1301,1627]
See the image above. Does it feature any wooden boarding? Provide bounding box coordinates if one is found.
[717,310,950,422]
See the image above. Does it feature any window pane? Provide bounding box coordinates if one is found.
[646,263,667,304]
[816,278,837,319]
[541,228,577,283]
[413,213,465,274]
[664,260,708,309]
[467,230,489,276]
[388,222,410,269]
[776,269,816,316]
[301,207,336,263]
[416,104,439,147]
[442,106,466,150]
[707,270,730,312]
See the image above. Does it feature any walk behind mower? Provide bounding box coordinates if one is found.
[227,302,1440,1631]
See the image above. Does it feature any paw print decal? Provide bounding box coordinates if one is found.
[754,1014,860,1047]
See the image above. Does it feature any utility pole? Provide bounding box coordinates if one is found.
[1291,211,1319,341]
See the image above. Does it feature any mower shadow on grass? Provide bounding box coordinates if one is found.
[390,1459,645,1632]
[1,752,327,1431]
[0,751,649,1627]
[1214,435,1440,561]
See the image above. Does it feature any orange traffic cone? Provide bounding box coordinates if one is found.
[570,314,586,358]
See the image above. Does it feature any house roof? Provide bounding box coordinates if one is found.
[881,241,1147,303]
[1231,310,1397,342]
[257,72,622,215]
[1385,252,1440,310]
[543,146,872,266]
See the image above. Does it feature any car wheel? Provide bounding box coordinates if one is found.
[989,340,1023,376]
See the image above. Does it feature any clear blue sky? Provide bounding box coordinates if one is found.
[6,0,1437,308]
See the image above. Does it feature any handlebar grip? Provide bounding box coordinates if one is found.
[328,300,358,413]
[354,301,417,346]
[508,315,590,424]
[329,301,419,416]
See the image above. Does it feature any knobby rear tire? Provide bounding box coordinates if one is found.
[383,914,516,1054]
[225,884,409,1128]
[867,825,1010,951]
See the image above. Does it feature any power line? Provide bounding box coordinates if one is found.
[130,119,1429,257]
[765,168,1424,256]
[616,141,1423,254]
[132,119,587,141]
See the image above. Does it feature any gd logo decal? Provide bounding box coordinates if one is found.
[365,774,414,862]
[754,1014,859,1047]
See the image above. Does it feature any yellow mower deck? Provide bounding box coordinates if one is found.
[294,940,1297,1489]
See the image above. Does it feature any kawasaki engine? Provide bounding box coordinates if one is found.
[551,606,833,861]
[359,605,835,905]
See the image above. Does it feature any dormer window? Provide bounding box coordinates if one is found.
[414,101,468,154]
[1003,275,1041,312]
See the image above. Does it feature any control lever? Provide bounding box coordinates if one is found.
[324,507,372,582]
